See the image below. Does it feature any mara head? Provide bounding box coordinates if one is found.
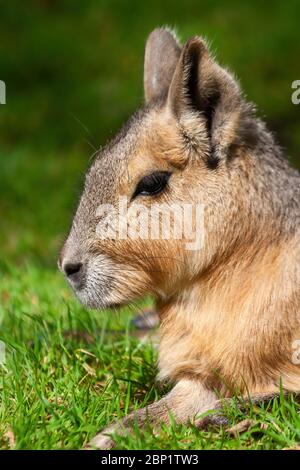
[59,28,259,309]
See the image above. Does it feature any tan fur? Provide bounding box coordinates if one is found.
[159,238,300,394]
[60,29,300,448]
[88,379,217,450]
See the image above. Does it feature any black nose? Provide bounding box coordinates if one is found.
[63,262,83,284]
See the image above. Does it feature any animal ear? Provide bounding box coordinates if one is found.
[144,28,181,103]
[168,37,244,160]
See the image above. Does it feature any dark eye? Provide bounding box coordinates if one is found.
[132,171,172,199]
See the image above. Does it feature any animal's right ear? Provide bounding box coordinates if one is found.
[144,28,181,103]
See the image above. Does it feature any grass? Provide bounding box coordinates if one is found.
[0,0,300,451]
[0,263,299,450]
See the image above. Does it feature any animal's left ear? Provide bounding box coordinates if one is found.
[168,37,245,160]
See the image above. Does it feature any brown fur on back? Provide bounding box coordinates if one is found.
[60,30,300,446]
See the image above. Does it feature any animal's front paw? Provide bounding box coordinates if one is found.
[86,420,128,450]
[195,411,229,429]
[86,429,116,450]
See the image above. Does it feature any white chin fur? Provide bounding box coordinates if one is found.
[71,253,148,309]
[73,254,116,309]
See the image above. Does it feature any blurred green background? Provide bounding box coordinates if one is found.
[0,0,299,267]
[1,2,299,449]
